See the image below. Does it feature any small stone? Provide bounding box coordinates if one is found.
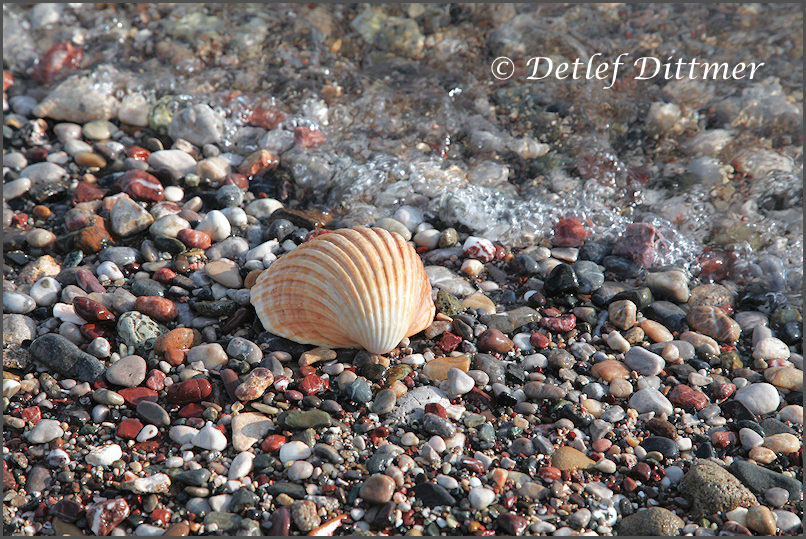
[26,418,64,444]
[235,368,274,401]
[462,236,495,262]
[105,355,147,387]
[86,444,124,467]
[205,258,242,288]
[193,421,227,451]
[231,412,272,452]
[468,487,496,509]
[746,505,777,535]
[629,388,673,416]
[608,299,637,330]
[360,474,396,504]
[279,441,312,463]
[646,270,690,302]
[734,383,780,415]
[687,305,741,342]
[590,360,630,382]
[422,355,470,382]
[762,433,800,454]
[550,446,594,471]
[477,328,514,354]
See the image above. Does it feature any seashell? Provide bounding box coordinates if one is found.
[250,227,435,354]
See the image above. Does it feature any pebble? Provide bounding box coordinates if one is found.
[26,418,64,444]
[86,444,124,467]
[105,355,147,387]
[734,383,780,415]
[279,441,312,463]
[360,474,396,504]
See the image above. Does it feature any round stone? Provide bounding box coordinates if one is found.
[105,355,147,387]
[360,474,396,504]
[279,441,312,463]
[734,383,780,415]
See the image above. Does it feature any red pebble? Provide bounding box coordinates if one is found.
[622,476,638,492]
[119,170,165,202]
[537,466,561,482]
[711,430,736,449]
[32,41,83,84]
[134,296,178,322]
[178,403,205,418]
[116,418,143,440]
[2,70,12,91]
[438,332,463,353]
[21,406,41,424]
[83,323,115,342]
[591,438,612,453]
[126,146,151,161]
[294,126,326,148]
[75,268,106,293]
[261,434,287,452]
[152,268,177,284]
[145,369,166,391]
[632,462,652,481]
[300,374,328,396]
[285,390,303,401]
[668,384,708,410]
[150,508,171,525]
[529,332,550,349]
[247,103,285,130]
[711,382,736,401]
[167,378,212,404]
[177,229,212,249]
[223,173,249,190]
[73,297,116,323]
[424,402,448,419]
[553,217,588,247]
[298,366,316,377]
[540,314,576,332]
[118,387,159,407]
[72,181,107,204]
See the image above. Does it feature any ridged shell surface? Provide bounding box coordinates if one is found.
[250,227,435,354]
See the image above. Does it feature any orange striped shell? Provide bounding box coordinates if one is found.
[250,227,435,354]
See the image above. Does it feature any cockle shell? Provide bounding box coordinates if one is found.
[250,227,435,354]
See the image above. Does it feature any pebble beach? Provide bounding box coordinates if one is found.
[2,3,803,537]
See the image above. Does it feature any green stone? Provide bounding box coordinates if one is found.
[478,423,496,442]
[436,289,463,317]
[719,350,743,371]
[278,409,332,429]
[386,364,412,384]
[438,228,458,248]
[462,413,485,428]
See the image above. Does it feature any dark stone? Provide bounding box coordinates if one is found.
[543,263,578,296]
[176,469,211,487]
[644,301,687,332]
[640,436,680,458]
[190,299,239,318]
[578,241,611,264]
[721,400,756,421]
[266,481,307,499]
[266,219,294,241]
[591,281,629,307]
[229,488,260,513]
[729,460,802,500]
[265,507,291,536]
[130,278,165,297]
[472,354,506,385]
[29,334,105,382]
[511,254,539,275]
[410,483,455,507]
[759,417,796,436]
[602,255,641,278]
[611,287,653,310]
[694,442,714,459]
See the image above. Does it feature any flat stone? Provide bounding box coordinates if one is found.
[105,355,147,387]
[617,507,684,536]
[550,446,594,471]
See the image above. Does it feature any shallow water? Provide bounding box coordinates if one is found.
[4,3,803,302]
